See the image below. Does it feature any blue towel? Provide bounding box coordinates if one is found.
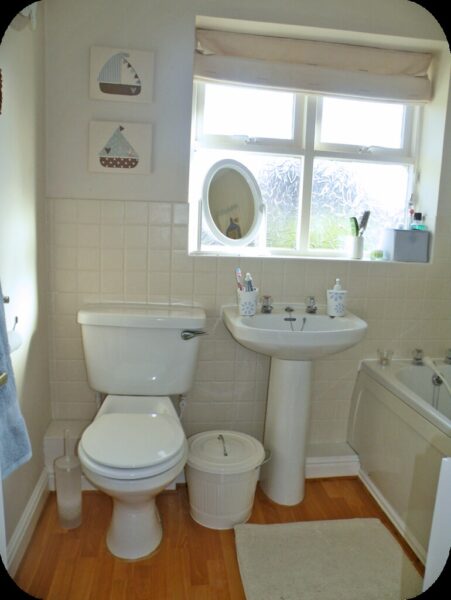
[0,285,32,479]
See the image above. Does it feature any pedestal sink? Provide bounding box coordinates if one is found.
[222,304,367,506]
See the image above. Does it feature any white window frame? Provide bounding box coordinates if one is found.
[190,81,420,258]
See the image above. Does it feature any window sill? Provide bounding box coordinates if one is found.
[189,249,429,264]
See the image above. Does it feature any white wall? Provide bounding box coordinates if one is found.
[0,5,51,543]
[45,0,451,443]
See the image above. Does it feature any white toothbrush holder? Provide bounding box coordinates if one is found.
[237,288,259,316]
[348,236,364,259]
[326,289,348,317]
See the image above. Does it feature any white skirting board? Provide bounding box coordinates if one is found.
[305,442,360,478]
[6,469,49,577]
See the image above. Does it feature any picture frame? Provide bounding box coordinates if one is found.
[89,46,154,103]
[88,121,152,174]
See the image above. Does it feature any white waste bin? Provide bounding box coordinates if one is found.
[186,430,267,530]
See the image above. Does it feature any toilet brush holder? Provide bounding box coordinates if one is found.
[54,429,82,529]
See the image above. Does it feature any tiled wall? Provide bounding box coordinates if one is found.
[48,197,451,444]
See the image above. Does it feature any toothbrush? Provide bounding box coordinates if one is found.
[244,272,254,292]
[358,211,370,236]
[235,267,243,291]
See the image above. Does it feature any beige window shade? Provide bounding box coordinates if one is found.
[195,29,433,102]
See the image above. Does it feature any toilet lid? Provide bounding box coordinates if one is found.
[80,413,185,469]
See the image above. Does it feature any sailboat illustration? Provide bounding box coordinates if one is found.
[97,52,142,96]
[98,125,139,169]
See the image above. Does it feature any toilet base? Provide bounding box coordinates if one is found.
[107,496,162,560]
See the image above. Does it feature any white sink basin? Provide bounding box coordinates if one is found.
[222,304,368,360]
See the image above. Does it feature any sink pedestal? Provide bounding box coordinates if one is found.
[260,358,312,505]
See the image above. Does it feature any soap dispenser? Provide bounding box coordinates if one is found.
[327,278,347,317]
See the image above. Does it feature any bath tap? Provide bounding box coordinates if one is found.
[423,356,451,397]
[305,296,317,314]
[445,349,451,365]
[412,348,424,365]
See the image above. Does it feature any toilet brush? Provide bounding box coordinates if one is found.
[54,429,82,529]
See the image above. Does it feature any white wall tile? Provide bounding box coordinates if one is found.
[173,203,189,225]
[78,247,100,270]
[77,199,101,223]
[101,225,124,248]
[101,201,124,223]
[148,225,171,249]
[125,202,148,224]
[149,202,172,225]
[78,224,100,248]
[125,225,148,248]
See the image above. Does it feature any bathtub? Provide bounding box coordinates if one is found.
[347,359,451,563]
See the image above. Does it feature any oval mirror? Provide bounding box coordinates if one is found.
[202,159,262,246]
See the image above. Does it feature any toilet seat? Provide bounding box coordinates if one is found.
[79,412,187,480]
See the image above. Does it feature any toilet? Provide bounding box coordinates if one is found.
[76,303,206,559]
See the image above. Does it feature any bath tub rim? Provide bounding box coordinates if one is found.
[359,359,451,437]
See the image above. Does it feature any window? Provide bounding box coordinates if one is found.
[189,81,418,257]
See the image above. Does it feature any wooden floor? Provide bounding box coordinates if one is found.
[13,478,423,599]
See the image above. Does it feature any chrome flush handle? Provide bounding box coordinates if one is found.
[181,330,206,341]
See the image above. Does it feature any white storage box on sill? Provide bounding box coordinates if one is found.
[186,430,266,530]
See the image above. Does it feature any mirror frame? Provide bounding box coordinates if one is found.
[202,159,263,247]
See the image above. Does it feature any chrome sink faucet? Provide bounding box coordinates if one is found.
[412,348,424,365]
[261,295,273,314]
[305,296,317,314]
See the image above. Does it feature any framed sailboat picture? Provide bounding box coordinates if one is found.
[89,121,152,174]
[90,47,154,103]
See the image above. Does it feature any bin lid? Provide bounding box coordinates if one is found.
[187,430,265,475]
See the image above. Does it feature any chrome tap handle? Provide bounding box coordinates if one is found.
[305,296,317,313]
[261,295,273,313]
[412,348,424,365]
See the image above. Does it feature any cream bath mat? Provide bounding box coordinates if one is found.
[234,518,423,600]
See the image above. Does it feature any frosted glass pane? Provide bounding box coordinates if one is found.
[203,84,294,139]
[258,158,302,248]
[320,98,405,148]
[309,159,409,251]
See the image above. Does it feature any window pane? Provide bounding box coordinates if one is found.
[309,159,410,251]
[203,84,295,139]
[320,97,405,148]
[258,157,302,249]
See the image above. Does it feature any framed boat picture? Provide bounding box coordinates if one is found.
[90,46,154,103]
[89,121,152,174]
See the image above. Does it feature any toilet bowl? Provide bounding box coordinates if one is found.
[78,395,187,559]
[77,303,206,559]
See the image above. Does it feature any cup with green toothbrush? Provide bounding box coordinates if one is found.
[348,210,370,259]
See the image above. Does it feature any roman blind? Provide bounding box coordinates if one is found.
[195,29,433,102]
